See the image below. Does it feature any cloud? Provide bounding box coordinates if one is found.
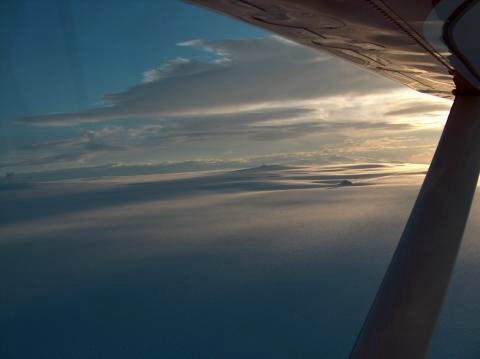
[119,114,415,144]
[8,36,453,174]
[0,152,93,170]
[19,36,398,126]
[1,163,427,223]
[24,126,128,152]
[2,165,479,359]
[384,102,452,117]
[0,165,421,359]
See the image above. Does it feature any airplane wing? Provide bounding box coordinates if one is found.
[187,0,480,99]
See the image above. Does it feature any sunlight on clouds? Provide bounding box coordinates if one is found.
[379,91,452,129]
[246,90,451,130]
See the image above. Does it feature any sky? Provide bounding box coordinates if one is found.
[0,0,453,178]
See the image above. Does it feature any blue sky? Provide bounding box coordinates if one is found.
[1,0,263,158]
[1,0,452,177]
[0,0,264,116]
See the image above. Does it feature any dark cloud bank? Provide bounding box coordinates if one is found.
[1,165,479,358]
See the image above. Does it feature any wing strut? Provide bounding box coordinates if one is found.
[350,95,480,358]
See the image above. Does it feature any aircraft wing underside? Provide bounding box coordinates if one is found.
[187,0,480,99]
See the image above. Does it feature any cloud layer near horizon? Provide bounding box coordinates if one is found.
[2,166,480,358]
